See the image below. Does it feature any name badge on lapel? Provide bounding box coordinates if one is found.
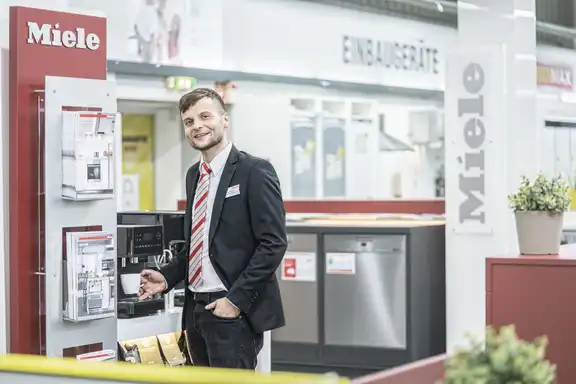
[226,184,240,198]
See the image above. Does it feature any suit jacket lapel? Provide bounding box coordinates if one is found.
[185,164,200,244]
[209,146,239,247]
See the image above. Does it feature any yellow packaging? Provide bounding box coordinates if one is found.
[120,336,163,365]
[184,330,198,365]
[177,330,192,365]
[175,330,182,344]
[157,332,186,367]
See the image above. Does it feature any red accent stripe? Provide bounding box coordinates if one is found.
[189,267,202,285]
[188,241,203,261]
[188,256,201,271]
[194,185,208,202]
[191,275,201,287]
[195,191,209,209]
[187,165,211,288]
[202,163,212,174]
[196,179,209,194]
[177,199,446,214]
[78,352,113,360]
[79,113,112,118]
[191,216,205,234]
[78,235,112,241]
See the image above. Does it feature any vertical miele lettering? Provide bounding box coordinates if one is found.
[458,63,486,224]
[342,35,350,64]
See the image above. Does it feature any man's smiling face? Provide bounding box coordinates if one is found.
[181,97,228,151]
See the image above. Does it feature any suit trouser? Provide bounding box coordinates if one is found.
[184,290,263,369]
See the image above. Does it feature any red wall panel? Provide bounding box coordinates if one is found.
[486,249,576,384]
[351,355,445,384]
[9,6,107,354]
[177,199,446,214]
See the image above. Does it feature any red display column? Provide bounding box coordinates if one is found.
[9,6,106,354]
[486,246,576,383]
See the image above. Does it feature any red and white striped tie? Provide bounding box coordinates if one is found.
[188,162,212,289]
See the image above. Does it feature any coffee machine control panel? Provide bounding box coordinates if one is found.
[117,225,164,257]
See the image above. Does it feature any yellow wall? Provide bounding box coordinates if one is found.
[122,114,155,211]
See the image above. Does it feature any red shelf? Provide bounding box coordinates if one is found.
[486,244,576,384]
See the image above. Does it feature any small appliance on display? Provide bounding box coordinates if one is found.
[117,211,186,307]
[63,231,116,322]
[117,224,166,318]
[117,211,185,250]
[61,111,118,200]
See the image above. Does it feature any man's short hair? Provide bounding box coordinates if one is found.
[179,88,226,114]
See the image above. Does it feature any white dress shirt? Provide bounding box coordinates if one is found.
[188,142,232,293]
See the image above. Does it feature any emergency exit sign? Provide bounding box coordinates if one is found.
[165,76,197,92]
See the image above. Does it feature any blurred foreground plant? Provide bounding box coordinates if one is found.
[443,325,556,384]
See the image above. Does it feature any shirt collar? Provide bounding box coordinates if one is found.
[201,142,232,177]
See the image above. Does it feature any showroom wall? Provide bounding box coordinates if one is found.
[1,0,576,203]
[2,0,576,354]
[221,0,449,90]
[219,0,451,200]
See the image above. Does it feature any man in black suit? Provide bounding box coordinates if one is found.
[139,88,287,369]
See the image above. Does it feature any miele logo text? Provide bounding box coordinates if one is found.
[458,62,486,225]
[26,22,100,50]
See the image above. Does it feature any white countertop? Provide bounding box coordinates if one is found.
[117,308,183,341]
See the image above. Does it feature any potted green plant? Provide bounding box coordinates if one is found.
[443,325,556,384]
[508,174,570,254]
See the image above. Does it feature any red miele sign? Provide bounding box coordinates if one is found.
[537,63,573,90]
[26,21,101,50]
[9,6,107,355]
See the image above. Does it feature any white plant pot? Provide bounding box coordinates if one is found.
[515,211,564,255]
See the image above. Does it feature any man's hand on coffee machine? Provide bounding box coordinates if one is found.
[139,269,167,300]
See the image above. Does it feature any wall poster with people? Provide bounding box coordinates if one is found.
[67,0,223,68]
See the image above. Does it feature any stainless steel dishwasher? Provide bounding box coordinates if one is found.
[323,234,407,349]
[273,233,319,344]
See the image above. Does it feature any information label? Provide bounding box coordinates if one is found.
[326,252,356,275]
[281,252,316,282]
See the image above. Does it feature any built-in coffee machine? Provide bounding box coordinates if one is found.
[117,211,186,307]
[116,224,166,318]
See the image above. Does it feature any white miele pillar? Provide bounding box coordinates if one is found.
[444,0,538,350]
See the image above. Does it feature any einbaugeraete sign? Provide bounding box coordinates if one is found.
[26,21,100,51]
[342,35,440,75]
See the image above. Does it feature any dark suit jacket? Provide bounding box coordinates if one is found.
[160,146,287,333]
